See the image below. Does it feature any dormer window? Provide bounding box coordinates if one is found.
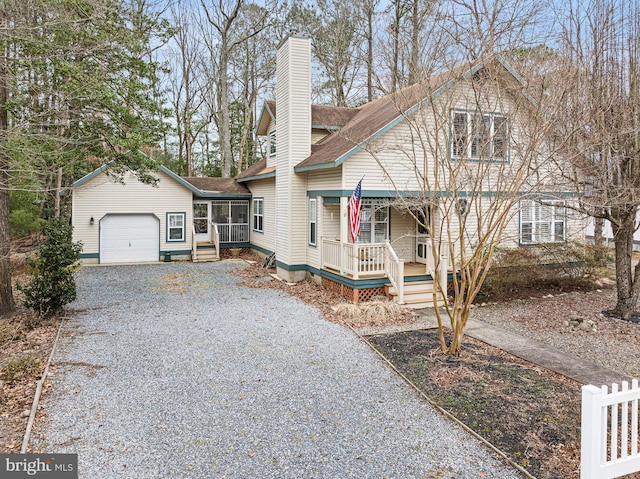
[269,131,276,157]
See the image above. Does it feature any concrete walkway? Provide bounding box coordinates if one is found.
[356,310,633,387]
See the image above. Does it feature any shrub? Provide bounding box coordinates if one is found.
[479,242,596,300]
[1,356,42,385]
[17,218,82,318]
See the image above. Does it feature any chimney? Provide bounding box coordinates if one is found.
[274,33,311,282]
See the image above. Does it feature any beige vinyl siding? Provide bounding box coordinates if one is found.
[307,167,342,191]
[311,129,328,144]
[247,178,276,253]
[275,36,311,270]
[389,208,415,260]
[72,170,193,260]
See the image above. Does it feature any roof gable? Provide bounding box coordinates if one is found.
[72,156,250,198]
[294,55,525,172]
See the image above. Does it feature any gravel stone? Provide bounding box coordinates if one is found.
[37,261,524,478]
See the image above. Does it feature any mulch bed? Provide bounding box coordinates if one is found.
[367,330,584,478]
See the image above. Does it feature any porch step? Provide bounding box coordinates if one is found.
[192,247,219,263]
[386,280,446,309]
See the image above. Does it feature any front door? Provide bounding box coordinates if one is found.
[193,202,210,243]
[415,207,430,265]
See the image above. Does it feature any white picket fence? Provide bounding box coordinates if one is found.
[581,380,640,479]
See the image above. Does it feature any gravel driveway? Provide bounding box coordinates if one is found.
[38,261,524,478]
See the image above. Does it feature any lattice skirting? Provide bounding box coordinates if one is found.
[322,277,386,303]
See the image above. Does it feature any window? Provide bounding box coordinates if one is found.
[269,131,276,157]
[357,199,389,243]
[520,200,566,244]
[451,110,508,160]
[253,198,264,232]
[309,198,317,246]
[456,198,469,220]
[167,213,185,242]
[193,203,208,234]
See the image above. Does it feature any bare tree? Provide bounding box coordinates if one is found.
[555,0,640,320]
[200,0,273,177]
[168,2,209,175]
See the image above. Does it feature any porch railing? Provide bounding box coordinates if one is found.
[211,222,220,260]
[320,237,448,307]
[216,223,249,243]
[321,238,386,279]
[385,240,405,304]
[192,225,198,262]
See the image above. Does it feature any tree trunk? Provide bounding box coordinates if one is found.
[54,167,63,217]
[0,55,15,314]
[612,212,640,320]
[219,38,232,178]
[366,1,374,102]
[594,215,605,265]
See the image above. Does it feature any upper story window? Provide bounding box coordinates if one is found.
[269,131,276,157]
[452,110,508,161]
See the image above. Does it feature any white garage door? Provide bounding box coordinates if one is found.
[100,214,160,264]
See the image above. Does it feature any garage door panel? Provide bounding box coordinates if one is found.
[100,214,159,263]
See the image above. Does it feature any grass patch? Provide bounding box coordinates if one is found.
[1,356,42,385]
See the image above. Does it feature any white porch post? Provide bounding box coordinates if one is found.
[340,196,349,275]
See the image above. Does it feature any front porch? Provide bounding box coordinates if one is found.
[320,237,449,307]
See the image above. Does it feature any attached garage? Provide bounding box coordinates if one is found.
[99,214,160,264]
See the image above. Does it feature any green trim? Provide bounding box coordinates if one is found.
[249,244,274,256]
[80,253,100,259]
[307,189,577,200]
[312,124,341,130]
[196,192,252,199]
[166,212,187,243]
[160,249,191,256]
[220,242,252,249]
[71,163,112,188]
[236,170,276,183]
[275,261,455,289]
[275,261,307,271]
[307,189,422,198]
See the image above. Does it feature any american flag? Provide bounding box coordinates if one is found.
[348,179,362,242]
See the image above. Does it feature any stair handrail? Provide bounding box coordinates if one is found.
[211,222,220,260]
[192,225,198,262]
[384,240,404,304]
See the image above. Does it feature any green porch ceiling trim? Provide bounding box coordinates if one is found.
[307,190,577,199]
[307,190,422,198]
